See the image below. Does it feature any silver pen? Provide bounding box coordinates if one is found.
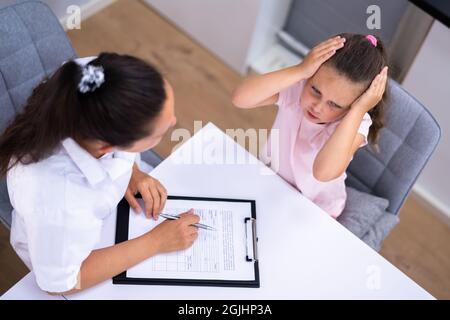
[159,213,216,231]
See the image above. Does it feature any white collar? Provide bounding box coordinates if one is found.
[61,138,136,186]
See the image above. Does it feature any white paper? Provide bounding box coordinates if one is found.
[126,198,256,281]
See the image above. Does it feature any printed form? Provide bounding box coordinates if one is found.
[126,198,255,281]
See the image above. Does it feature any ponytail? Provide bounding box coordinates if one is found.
[0,61,80,176]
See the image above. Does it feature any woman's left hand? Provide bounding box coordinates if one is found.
[125,164,167,220]
[352,66,388,113]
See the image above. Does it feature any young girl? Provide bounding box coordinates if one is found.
[0,53,200,294]
[232,33,388,218]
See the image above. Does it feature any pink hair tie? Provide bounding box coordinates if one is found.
[366,35,377,47]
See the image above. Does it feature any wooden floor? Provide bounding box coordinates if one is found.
[1,0,449,299]
[0,221,29,293]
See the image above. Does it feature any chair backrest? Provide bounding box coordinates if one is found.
[0,0,77,227]
[346,80,441,215]
[0,0,76,132]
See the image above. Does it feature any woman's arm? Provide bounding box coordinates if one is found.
[52,213,200,295]
[313,67,388,182]
[232,36,346,109]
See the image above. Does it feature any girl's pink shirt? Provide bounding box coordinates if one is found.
[262,80,372,218]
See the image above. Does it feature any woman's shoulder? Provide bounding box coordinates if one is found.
[7,152,105,220]
[7,149,77,195]
[8,148,69,179]
[7,155,68,215]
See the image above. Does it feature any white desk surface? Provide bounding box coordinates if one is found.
[2,122,433,300]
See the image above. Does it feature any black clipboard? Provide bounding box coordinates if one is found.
[113,195,260,288]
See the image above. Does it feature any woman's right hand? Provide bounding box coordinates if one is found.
[299,36,346,78]
[148,209,200,253]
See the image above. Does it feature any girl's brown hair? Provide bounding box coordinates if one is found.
[0,52,166,177]
[326,33,388,146]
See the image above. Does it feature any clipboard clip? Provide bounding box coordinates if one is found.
[245,217,258,262]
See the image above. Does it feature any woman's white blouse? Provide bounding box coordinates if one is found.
[7,138,136,292]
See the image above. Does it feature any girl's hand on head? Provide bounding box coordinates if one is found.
[125,165,167,220]
[351,66,388,113]
[298,36,346,78]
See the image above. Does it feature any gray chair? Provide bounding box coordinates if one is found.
[341,79,441,250]
[0,1,162,229]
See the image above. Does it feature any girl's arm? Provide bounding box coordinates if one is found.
[232,36,346,109]
[313,108,367,182]
[231,65,306,109]
[313,66,388,182]
[52,213,200,295]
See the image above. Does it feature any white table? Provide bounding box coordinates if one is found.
[1,273,65,300]
[1,123,434,300]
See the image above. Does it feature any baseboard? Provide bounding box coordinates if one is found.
[59,0,117,31]
[411,183,450,227]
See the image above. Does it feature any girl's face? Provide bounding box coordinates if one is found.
[300,64,366,124]
[123,80,177,153]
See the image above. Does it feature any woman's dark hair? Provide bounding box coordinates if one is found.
[0,52,166,177]
[326,33,388,146]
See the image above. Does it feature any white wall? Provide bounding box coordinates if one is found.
[245,0,292,69]
[403,20,450,218]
